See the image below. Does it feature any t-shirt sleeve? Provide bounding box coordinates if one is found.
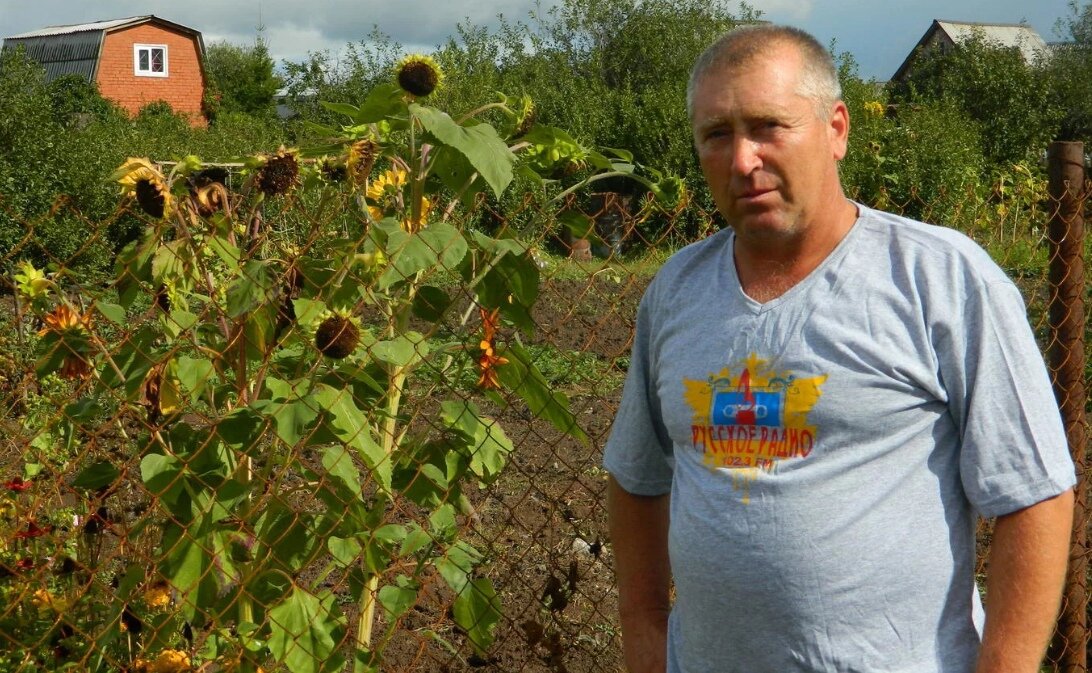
[943,280,1076,518]
[602,289,675,495]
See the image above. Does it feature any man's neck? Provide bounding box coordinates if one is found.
[734,197,859,303]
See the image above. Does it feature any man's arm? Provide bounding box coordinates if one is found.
[975,488,1074,673]
[607,474,671,673]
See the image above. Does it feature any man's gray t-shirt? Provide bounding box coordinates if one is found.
[603,205,1076,673]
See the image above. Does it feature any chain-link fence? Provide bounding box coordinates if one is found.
[0,143,1088,673]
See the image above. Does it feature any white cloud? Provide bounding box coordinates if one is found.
[0,0,558,71]
[1,0,554,51]
[0,0,1075,82]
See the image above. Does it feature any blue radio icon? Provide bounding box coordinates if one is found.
[711,389,784,427]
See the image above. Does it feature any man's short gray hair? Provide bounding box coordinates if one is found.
[686,25,842,120]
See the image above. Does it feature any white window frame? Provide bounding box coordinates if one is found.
[133,44,169,77]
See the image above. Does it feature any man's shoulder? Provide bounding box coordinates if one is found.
[650,227,733,288]
[857,205,1010,285]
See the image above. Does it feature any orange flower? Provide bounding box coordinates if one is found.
[143,582,172,608]
[476,308,509,390]
[37,304,94,379]
[39,303,91,334]
[135,649,192,673]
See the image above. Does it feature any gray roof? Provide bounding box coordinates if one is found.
[2,15,204,83]
[3,31,103,81]
[935,20,1048,62]
[4,16,152,39]
[892,19,1049,82]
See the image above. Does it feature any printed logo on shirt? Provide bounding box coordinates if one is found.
[684,354,826,501]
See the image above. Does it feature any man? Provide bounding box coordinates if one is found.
[604,25,1076,673]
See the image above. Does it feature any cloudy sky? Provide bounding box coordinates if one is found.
[0,0,1076,81]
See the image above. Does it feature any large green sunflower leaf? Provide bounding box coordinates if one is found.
[410,104,515,198]
[267,586,346,673]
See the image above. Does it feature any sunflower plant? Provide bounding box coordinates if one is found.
[18,54,681,673]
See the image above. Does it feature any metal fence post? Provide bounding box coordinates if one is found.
[1047,140,1088,673]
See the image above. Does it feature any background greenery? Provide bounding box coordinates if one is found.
[1,0,1090,277]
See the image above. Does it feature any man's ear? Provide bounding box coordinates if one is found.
[829,100,850,161]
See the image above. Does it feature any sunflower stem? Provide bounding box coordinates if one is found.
[357,363,407,665]
[409,115,424,230]
[456,101,507,125]
[549,170,648,205]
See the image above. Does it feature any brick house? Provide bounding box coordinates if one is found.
[2,15,208,125]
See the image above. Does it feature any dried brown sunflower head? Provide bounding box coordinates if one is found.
[315,312,361,359]
[395,54,444,97]
[347,138,380,186]
[193,166,229,188]
[255,148,300,196]
[191,182,230,217]
[115,158,173,218]
[318,156,348,183]
[135,179,167,218]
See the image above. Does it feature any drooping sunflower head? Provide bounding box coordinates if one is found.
[318,156,348,184]
[115,157,173,218]
[191,182,230,217]
[38,304,94,380]
[255,147,300,197]
[314,311,362,360]
[193,166,229,188]
[513,96,537,138]
[395,54,444,97]
[347,138,380,186]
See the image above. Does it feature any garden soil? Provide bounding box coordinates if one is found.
[377,273,647,673]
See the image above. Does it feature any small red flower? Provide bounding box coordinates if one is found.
[13,521,49,539]
[3,477,30,492]
[15,557,35,571]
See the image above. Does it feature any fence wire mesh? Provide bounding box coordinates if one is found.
[0,147,1088,673]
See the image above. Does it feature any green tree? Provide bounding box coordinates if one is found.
[1045,1,1092,140]
[0,46,293,276]
[46,74,119,125]
[280,28,406,126]
[428,0,759,239]
[205,37,281,117]
[889,29,1061,165]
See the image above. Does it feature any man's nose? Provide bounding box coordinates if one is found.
[732,137,762,175]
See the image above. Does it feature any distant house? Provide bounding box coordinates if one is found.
[273,86,318,120]
[892,19,1048,83]
[2,15,208,125]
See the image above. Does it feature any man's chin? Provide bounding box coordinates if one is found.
[730,212,797,241]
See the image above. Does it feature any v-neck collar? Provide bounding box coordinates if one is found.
[725,206,866,315]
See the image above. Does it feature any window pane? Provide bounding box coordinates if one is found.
[138,50,149,71]
[151,48,164,73]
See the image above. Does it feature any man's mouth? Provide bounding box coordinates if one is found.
[738,187,775,200]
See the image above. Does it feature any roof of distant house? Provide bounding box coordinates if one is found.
[892,19,1049,82]
[2,15,204,83]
